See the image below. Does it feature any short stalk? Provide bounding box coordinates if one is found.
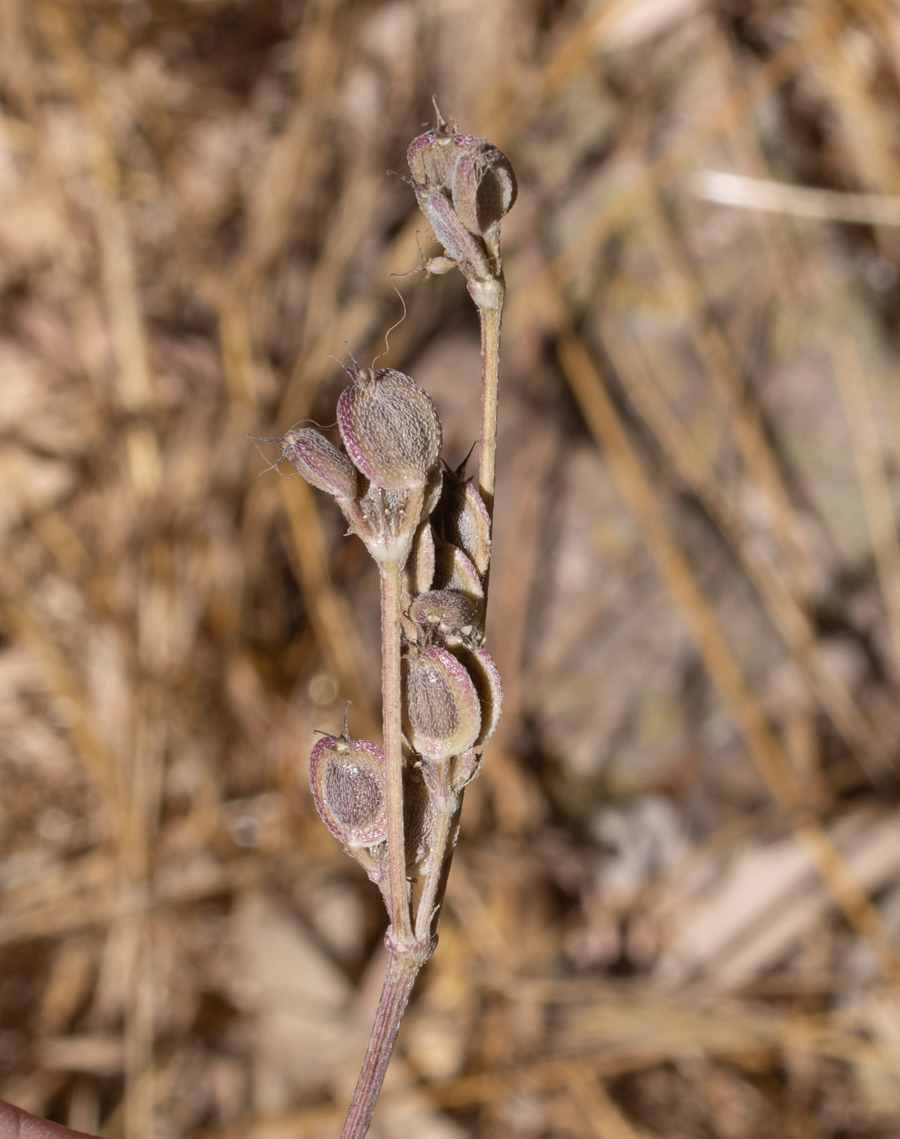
[338,955,421,1139]
[379,559,412,945]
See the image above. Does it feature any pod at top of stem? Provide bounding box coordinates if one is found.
[407,121,517,245]
[337,365,442,493]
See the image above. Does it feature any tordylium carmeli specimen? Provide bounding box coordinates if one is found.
[272,109,516,1139]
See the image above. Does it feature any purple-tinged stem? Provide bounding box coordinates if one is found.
[379,559,413,946]
[469,275,505,523]
[338,955,420,1139]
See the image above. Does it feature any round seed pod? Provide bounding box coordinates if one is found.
[281,427,357,501]
[402,645,482,763]
[309,734,387,848]
[407,129,517,240]
[337,367,441,492]
[455,644,503,746]
[409,589,480,642]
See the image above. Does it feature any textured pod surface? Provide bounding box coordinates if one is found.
[337,367,441,492]
[403,645,482,762]
[410,589,480,640]
[434,542,484,604]
[309,735,387,847]
[281,427,357,501]
[439,479,491,576]
[407,129,517,239]
[407,522,436,595]
[456,644,503,745]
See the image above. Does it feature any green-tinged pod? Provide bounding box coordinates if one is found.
[337,365,441,492]
[309,733,387,848]
[402,645,482,763]
[280,427,357,501]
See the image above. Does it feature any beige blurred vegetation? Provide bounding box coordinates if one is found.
[4,0,900,1136]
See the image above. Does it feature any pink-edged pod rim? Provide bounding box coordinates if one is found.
[457,644,503,745]
[402,644,482,763]
[337,367,441,492]
[309,735,387,847]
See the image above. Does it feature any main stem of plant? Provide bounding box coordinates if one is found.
[470,273,505,523]
[338,955,419,1139]
[340,271,505,1139]
[379,558,412,947]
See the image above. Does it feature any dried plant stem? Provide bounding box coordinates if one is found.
[338,956,420,1139]
[339,792,459,1139]
[379,558,413,945]
[331,119,514,1139]
[470,275,505,520]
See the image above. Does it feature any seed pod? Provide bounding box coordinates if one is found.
[456,644,503,745]
[406,522,436,596]
[337,366,441,492]
[281,427,357,501]
[309,734,387,848]
[407,126,517,244]
[433,542,484,605]
[403,645,482,763]
[413,188,491,279]
[409,589,480,642]
[438,478,491,576]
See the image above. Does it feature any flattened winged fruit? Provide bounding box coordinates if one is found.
[402,645,481,763]
[309,734,387,849]
[338,366,441,493]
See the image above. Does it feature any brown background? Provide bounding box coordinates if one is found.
[1,0,900,1136]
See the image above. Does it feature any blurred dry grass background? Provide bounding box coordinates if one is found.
[5,0,900,1136]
